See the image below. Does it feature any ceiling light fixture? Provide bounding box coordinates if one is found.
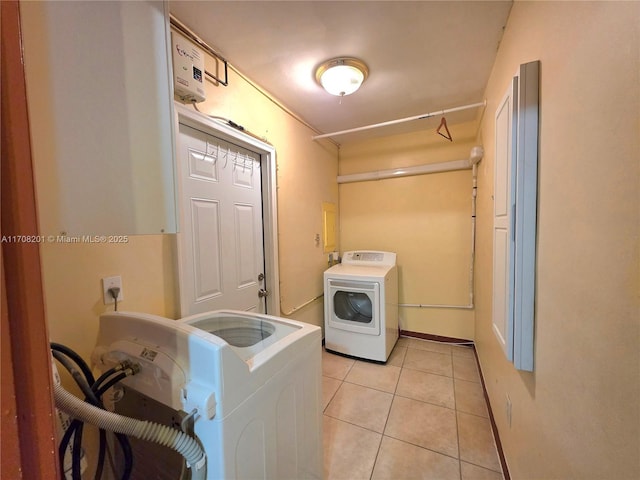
[315,57,369,97]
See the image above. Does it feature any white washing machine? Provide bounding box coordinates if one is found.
[92,310,323,479]
[324,251,399,362]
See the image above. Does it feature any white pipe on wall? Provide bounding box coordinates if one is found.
[337,159,471,184]
[312,101,486,140]
[468,162,479,306]
[399,303,474,310]
[280,293,324,316]
[394,147,484,310]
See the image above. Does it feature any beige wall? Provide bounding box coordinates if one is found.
[474,2,640,478]
[21,1,338,370]
[339,122,480,339]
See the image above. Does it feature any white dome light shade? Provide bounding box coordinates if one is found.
[316,58,369,96]
[320,65,364,96]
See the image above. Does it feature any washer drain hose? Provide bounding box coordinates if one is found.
[54,383,206,479]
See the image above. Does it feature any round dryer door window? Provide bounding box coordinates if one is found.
[333,291,373,324]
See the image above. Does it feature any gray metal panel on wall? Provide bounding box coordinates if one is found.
[513,60,540,372]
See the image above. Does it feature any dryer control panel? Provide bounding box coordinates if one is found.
[352,252,383,262]
[342,251,396,266]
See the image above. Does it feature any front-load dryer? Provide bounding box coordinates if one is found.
[324,251,398,362]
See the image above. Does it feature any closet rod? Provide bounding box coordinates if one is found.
[312,101,486,140]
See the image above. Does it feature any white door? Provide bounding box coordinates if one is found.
[492,78,518,361]
[177,122,266,315]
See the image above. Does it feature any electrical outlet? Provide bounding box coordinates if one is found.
[102,275,124,305]
[505,394,512,428]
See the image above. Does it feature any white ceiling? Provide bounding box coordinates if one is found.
[169,1,513,143]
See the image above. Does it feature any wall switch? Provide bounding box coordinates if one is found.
[102,275,123,305]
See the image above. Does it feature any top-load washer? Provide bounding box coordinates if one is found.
[92,309,322,479]
[323,251,398,362]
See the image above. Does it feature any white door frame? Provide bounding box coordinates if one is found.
[173,103,281,316]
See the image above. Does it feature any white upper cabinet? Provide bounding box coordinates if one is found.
[21,0,177,235]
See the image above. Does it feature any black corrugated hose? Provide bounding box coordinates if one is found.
[50,343,133,480]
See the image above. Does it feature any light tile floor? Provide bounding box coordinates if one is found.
[322,337,504,480]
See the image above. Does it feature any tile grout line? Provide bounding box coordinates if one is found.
[375,345,443,480]
[382,431,468,464]
[323,344,504,479]
[472,346,510,480]
[374,344,406,479]
[322,378,342,414]
[324,407,505,479]
[389,347,466,467]
[452,349,464,480]
[368,398,390,480]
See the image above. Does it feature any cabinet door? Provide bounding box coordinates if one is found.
[492,77,518,362]
[492,61,540,372]
[21,1,177,235]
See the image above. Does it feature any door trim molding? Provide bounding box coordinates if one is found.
[1,1,59,475]
[174,103,281,316]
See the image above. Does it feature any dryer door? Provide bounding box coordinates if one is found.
[327,279,380,335]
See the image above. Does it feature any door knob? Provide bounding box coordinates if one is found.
[258,289,269,298]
